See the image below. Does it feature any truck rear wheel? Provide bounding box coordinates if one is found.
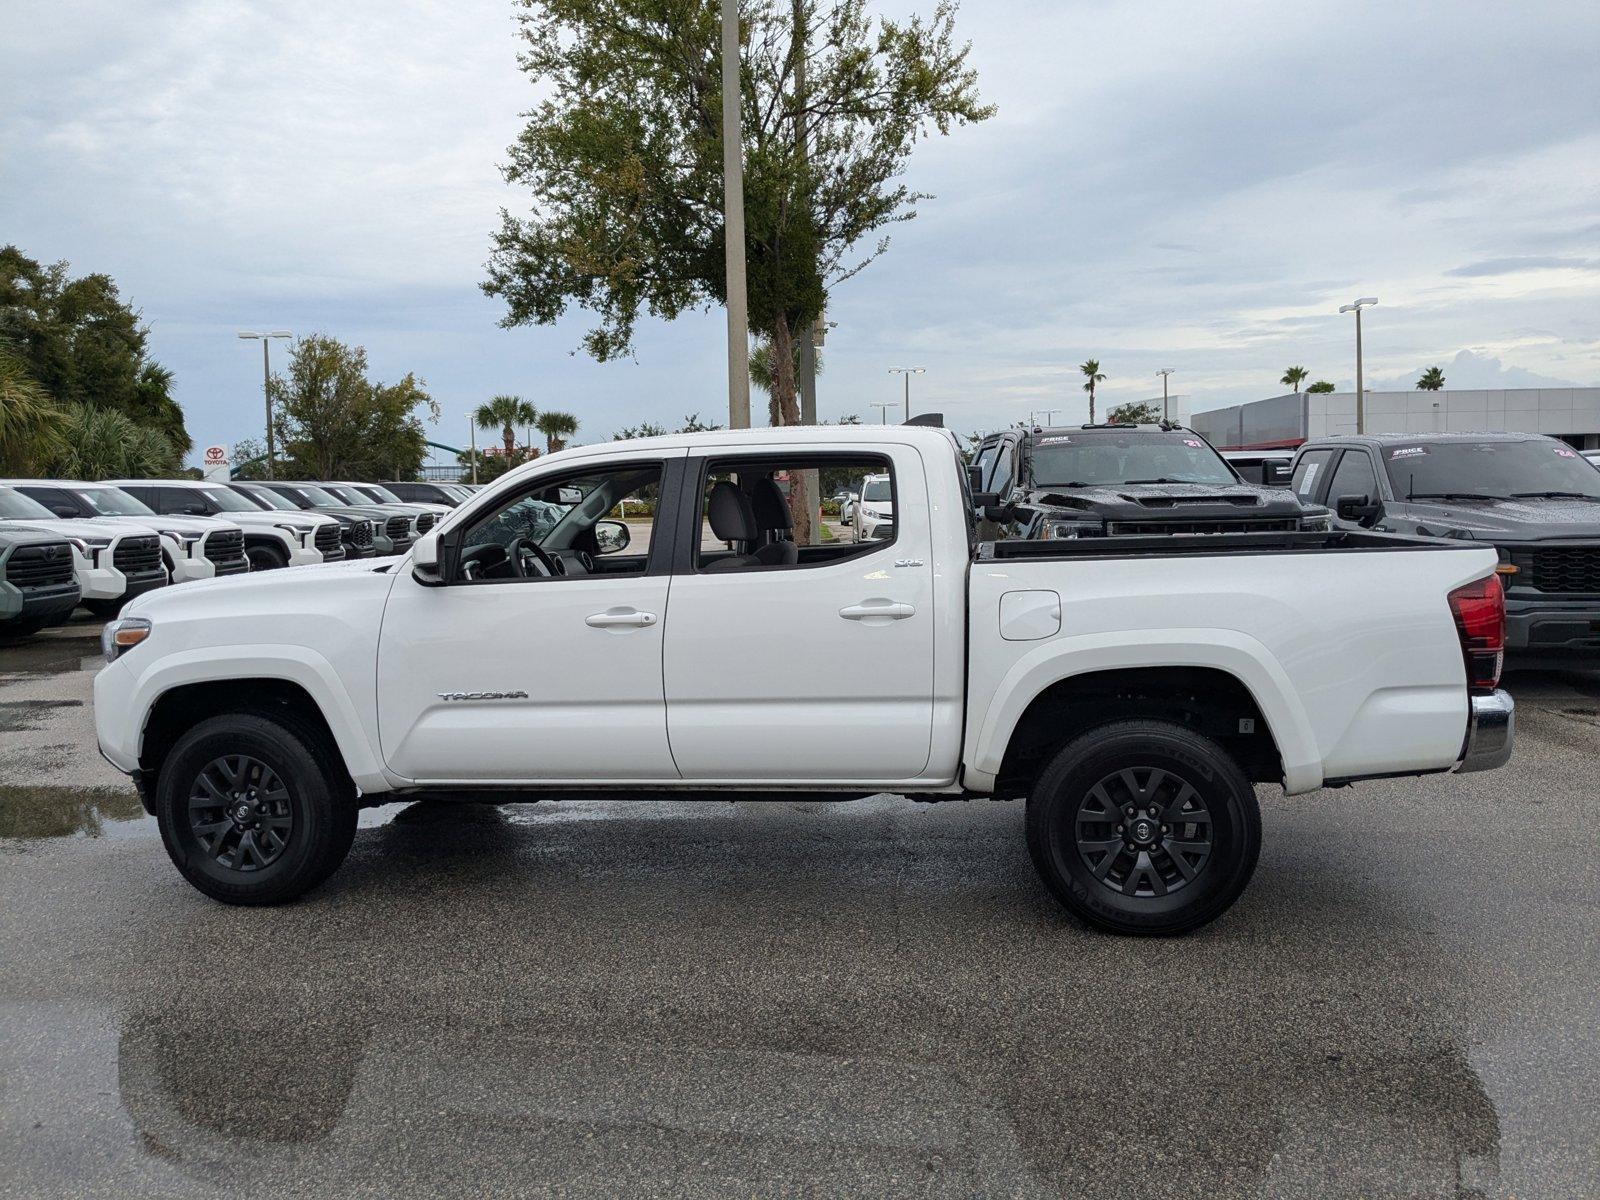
[154,713,357,905]
[1025,719,1261,936]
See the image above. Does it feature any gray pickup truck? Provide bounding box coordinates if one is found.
[1291,431,1600,654]
[0,528,82,636]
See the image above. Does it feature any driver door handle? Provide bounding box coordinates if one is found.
[586,608,657,629]
[839,600,915,621]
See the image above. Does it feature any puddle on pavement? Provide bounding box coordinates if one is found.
[0,632,104,679]
[0,784,148,839]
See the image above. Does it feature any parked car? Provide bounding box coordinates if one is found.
[323,482,445,532]
[110,480,343,570]
[384,481,475,507]
[1581,450,1600,469]
[968,425,1330,541]
[3,479,246,592]
[852,473,893,541]
[225,482,377,559]
[1292,431,1600,655]
[0,528,82,636]
[243,481,411,555]
[1221,449,1295,486]
[0,485,168,615]
[95,425,1511,934]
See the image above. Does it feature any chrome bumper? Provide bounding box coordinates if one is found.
[1457,689,1514,773]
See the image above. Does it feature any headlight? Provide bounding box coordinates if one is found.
[102,616,152,663]
[862,506,879,519]
[273,522,311,545]
[158,530,201,551]
[1043,521,1099,539]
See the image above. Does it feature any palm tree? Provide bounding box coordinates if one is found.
[0,346,66,473]
[1417,366,1445,391]
[41,403,179,479]
[536,409,579,453]
[1281,366,1309,392]
[1080,359,1106,423]
[475,394,536,458]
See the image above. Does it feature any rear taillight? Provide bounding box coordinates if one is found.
[1448,574,1504,693]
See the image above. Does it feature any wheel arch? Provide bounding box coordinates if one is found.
[968,636,1323,797]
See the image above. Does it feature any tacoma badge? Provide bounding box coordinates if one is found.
[437,690,529,702]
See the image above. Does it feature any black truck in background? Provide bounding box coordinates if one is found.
[969,423,1330,541]
[1291,431,1600,654]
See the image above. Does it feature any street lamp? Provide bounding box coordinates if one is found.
[1030,408,1061,427]
[237,330,292,478]
[869,401,896,424]
[1156,368,1175,421]
[889,366,925,422]
[1338,297,1378,434]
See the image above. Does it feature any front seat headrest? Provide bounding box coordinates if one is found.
[748,477,793,533]
[707,481,759,543]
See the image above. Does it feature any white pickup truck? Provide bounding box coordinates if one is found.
[94,425,1513,934]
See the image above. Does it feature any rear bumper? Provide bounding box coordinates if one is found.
[1456,690,1514,773]
[1504,596,1600,651]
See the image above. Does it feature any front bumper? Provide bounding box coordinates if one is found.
[78,562,129,601]
[1456,690,1514,773]
[287,544,324,567]
[167,552,217,585]
[1504,595,1600,651]
[0,580,82,627]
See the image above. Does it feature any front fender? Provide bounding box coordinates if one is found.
[94,644,396,795]
[964,628,1324,795]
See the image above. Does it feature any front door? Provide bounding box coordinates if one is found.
[377,451,685,784]
[662,442,937,783]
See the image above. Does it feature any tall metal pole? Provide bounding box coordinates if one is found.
[870,402,895,424]
[261,339,275,479]
[721,0,751,429]
[1354,307,1365,435]
[1339,298,1376,435]
[1157,368,1174,421]
[469,417,479,486]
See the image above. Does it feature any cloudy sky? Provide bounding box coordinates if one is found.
[3,0,1598,462]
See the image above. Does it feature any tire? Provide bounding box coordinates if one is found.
[246,541,288,571]
[154,712,358,905]
[84,598,125,618]
[1025,719,1261,936]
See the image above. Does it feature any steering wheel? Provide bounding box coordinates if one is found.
[506,536,561,578]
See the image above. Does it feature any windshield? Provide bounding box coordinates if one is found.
[444,485,474,501]
[74,486,156,516]
[862,478,892,502]
[0,487,56,520]
[291,485,346,508]
[1028,432,1236,487]
[195,486,261,513]
[1383,439,1600,500]
[234,486,295,511]
[359,484,403,503]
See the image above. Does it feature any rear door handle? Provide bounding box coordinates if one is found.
[586,608,657,629]
[839,600,916,621]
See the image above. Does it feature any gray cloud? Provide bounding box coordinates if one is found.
[1447,257,1599,277]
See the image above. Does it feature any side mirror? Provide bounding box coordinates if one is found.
[1262,463,1293,487]
[972,491,1013,523]
[593,518,631,555]
[51,505,78,518]
[1335,493,1382,525]
[410,529,443,585]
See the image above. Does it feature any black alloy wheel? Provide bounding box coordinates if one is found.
[187,755,294,872]
[1026,719,1261,936]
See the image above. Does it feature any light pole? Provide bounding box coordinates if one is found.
[237,330,292,478]
[1156,368,1175,421]
[889,366,925,422]
[1338,297,1377,434]
[869,401,896,424]
[720,0,751,429]
[1030,408,1061,427]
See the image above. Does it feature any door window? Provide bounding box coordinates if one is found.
[691,454,895,571]
[17,486,85,518]
[1290,449,1337,501]
[455,463,664,582]
[985,439,1017,495]
[1325,450,1379,502]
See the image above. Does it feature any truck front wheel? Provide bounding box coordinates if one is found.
[1025,719,1261,936]
[154,713,358,905]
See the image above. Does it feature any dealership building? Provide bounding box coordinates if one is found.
[1191,387,1600,452]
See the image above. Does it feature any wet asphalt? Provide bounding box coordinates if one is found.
[1,618,1597,1199]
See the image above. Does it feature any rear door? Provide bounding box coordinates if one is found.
[662,440,937,783]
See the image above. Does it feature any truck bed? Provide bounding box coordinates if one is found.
[964,530,1497,796]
